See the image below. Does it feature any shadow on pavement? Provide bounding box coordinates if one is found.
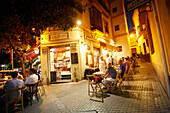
[106,89,141,99]
[123,85,155,91]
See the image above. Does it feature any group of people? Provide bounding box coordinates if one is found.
[97,54,136,93]
[0,68,40,111]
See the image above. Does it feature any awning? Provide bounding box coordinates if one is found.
[25,43,40,63]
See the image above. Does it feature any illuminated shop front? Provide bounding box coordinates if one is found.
[40,28,116,84]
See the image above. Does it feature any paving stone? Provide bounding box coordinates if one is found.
[25,61,170,113]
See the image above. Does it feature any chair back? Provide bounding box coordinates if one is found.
[26,81,39,94]
[4,87,25,113]
[39,78,44,86]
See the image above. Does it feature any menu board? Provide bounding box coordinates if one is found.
[71,53,78,64]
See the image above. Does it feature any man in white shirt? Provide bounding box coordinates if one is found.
[25,68,38,85]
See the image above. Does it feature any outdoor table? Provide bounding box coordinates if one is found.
[93,71,106,76]
[114,66,119,71]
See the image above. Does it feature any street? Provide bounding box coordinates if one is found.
[25,61,170,113]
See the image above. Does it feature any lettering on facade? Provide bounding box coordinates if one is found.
[42,48,47,54]
[49,33,68,41]
[70,43,77,53]
[127,0,151,12]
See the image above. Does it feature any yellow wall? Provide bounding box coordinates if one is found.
[155,0,170,76]
[147,0,170,96]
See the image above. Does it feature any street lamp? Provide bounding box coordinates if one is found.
[130,34,134,38]
[77,20,82,25]
[34,47,39,54]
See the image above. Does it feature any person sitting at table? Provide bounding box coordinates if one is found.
[117,59,125,78]
[25,68,38,85]
[123,57,130,74]
[18,74,24,80]
[3,71,24,101]
[104,63,117,93]
[0,73,8,80]
[99,55,106,72]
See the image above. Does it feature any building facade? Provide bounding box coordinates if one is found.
[40,0,117,83]
[130,0,170,98]
[110,0,131,60]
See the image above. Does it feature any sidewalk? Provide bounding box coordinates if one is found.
[25,61,170,113]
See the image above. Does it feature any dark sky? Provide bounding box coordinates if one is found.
[124,0,134,31]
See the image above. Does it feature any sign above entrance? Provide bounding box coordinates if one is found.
[49,32,68,41]
[127,0,151,12]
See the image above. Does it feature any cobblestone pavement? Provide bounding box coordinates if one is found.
[25,61,170,113]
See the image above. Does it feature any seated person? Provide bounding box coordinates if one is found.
[117,59,125,78]
[0,73,8,80]
[25,68,38,85]
[104,63,117,93]
[17,74,23,80]
[123,58,130,74]
[3,71,24,101]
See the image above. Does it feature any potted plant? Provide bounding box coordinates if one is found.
[73,67,78,82]
[45,70,50,85]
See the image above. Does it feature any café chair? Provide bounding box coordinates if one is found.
[4,87,25,113]
[38,78,46,96]
[26,81,39,106]
[87,75,104,103]
[111,73,125,94]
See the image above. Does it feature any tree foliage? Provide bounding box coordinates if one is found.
[0,0,85,77]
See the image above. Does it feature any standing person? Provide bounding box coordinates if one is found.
[106,53,111,68]
[122,57,125,63]
[111,55,114,65]
[25,68,38,85]
[3,71,24,100]
[99,55,106,72]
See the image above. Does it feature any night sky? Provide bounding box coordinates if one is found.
[124,0,134,31]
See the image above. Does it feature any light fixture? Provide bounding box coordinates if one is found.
[34,47,39,54]
[77,20,82,25]
[130,34,134,38]
[32,28,35,31]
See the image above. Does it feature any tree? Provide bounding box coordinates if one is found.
[0,0,85,78]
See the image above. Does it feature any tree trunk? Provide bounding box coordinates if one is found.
[19,56,26,79]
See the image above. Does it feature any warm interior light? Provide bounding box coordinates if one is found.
[85,45,87,50]
[32,28,35,31]
[130,34,134,38]
[77,20,82,25]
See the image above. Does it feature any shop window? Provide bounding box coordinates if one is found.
[89,6,103,32]
[112,7,117,13]
[115,25,120,31]
[117,46,122,52]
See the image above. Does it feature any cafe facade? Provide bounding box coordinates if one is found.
[40,27,117,83]
[40,0,118,83]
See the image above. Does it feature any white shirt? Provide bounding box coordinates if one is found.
[106,57,111,67]
[99,59,106,72]
[25,74,38,85]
